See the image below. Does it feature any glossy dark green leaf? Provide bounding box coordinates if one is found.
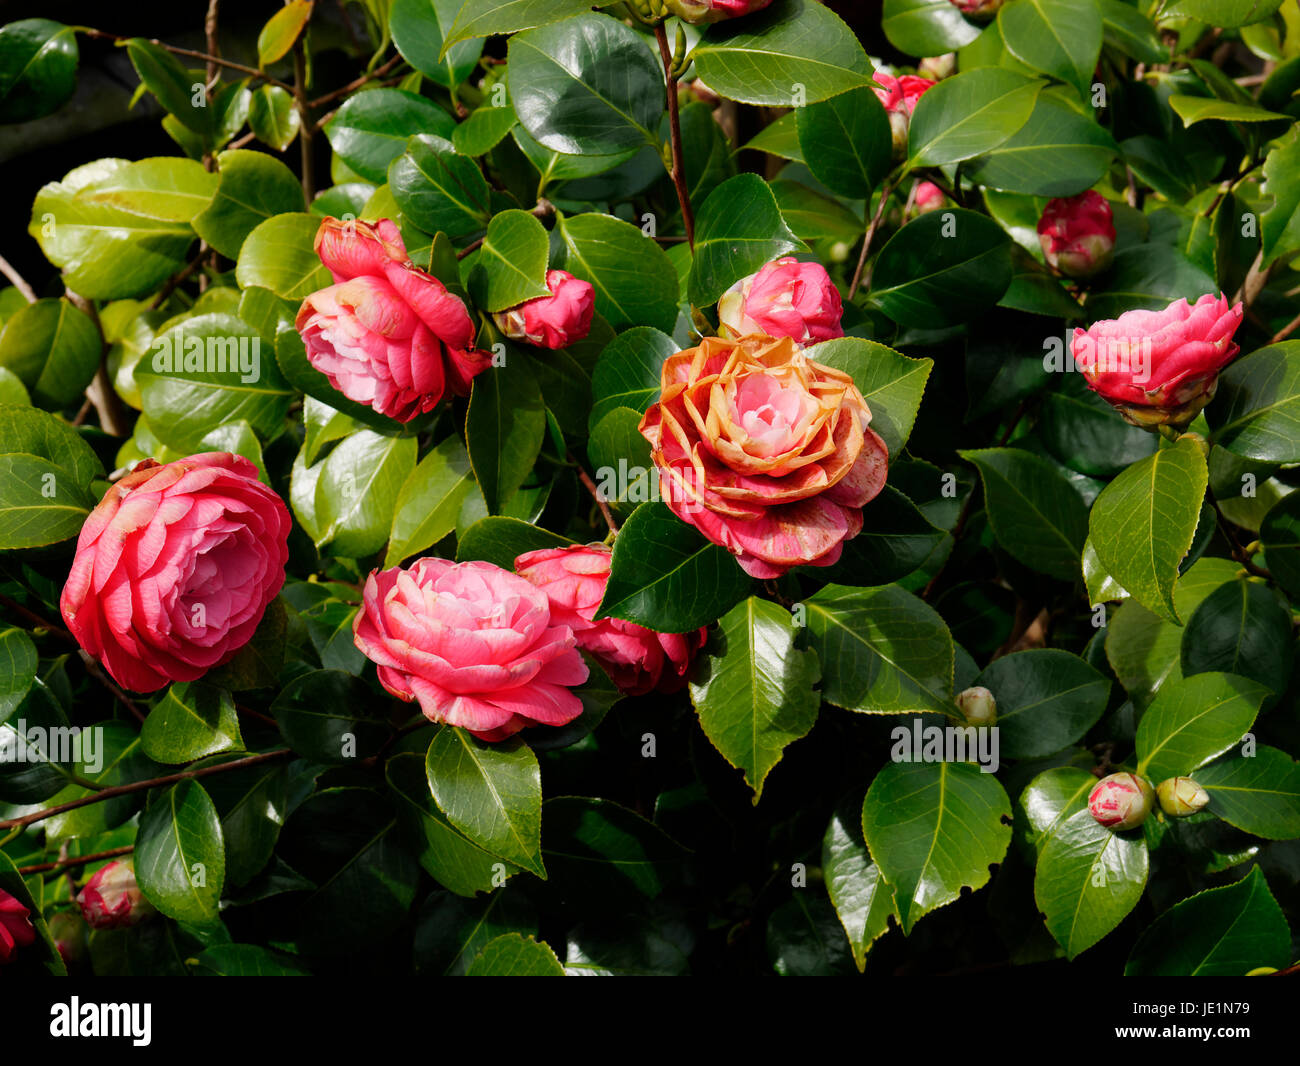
[0,297,100,409]
[1125,867,1290,976]
[1210,341,1300,463]
[391,0,484,88]
[127,38,210,135]
[1180,579,1293,695]
[0,627,37,727]
[975,650,1109,759]
[271,669,387,763]
[324,89,456,184]
[312,429,416,556]
[767,891,856,975]
[205,760,289,888]
[882,0,981,56]
[468,209,551,312]
[862,760,1011,934]
[1196,746,1300,840]
[465,357,545,515]
[453,103,519,157]
[247,85,300,152]
[589,326,677,429]
[192,150,304,260]
[455,515,574,569]
[1039,372,1158,479]
[1160,0,1283,29]
[413,889,537,975]
[442,0,597,52]
[0,19,78,124]
[466,932,564,975]
[389,133,492,239]
[795,87,891,200]
[819,486,945,587]
[1135,671,1269,781]
[1086,244,1216,320]
[192,943,310,976]
[907,67,1042,168]
[385,435,475,566]
[822,805,897,971]
[141,682,244,764]
[998,0,1101,97]
[135,779,226,925]
[595,501,751,632]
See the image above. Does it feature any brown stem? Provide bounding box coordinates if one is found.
[1210,495,1273,580]
[0,750,293,833]
[149,252,207,310]
[310,53,402,107]
[0,592,76,642]
[1234,248,1272,311]
[19,845,134,876]
[81,29,294,93]
[66,291,130,437]
[293,41,316,202]
[457,199,554,259]
[1270,308,1300,344]
[654,23,695,250]
[848,178,898,301]
[570,451,618,535]
[0,253,38,303]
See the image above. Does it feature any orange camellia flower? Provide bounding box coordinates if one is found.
[638,334,888,579]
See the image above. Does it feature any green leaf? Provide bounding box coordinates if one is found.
[959,447,1089,581]
[1260,490,1300,599]
[1125,867,1290,976]
[509,14,663,155]
[0,627,37,727]
[127,38,210,135]
[688,596,820,802]
[1086,244,1216,320]
[1260,127,1300,267]
[804,583,954,714]
[1100,0,1168,63]
[273,327,406,433]
[1209,341,1300,463]
[0,19,78,124]
[687,173,805,307]
[193,944,310,976]
[442,0,597,52]
[468,209,551,312]
[466,933,564,976]
[389,133,492,239]
[425,725,545,878]
[141,682,243,764]
[455,515,574,568]
[869,209,1013,327]
[134,779,226,925]
[234,212,331,300]
[313,429,417,556]
[975,650,1109,759]
[385,435,475,566]
[414,889,537,975]
[906,67,1043,169]
[1039,371,1158,479]
[271,668,386,762]
[882,0,982,56]
[1035,806,1148,958]
[0,404,103,488]
[589,326,677,428]
[465,358,545,515]
[323,89,456,184]
[0,453,95,548]
[78,156,217,224]
[999,0,1101,97]
[822,806,897,971]
[1020,765,1096,859]
[862,760,1011,934]
[1180,579,1292,695]
[1159,0,1284,28]
[595,501,751,632]
[1135,671,1269,781]
[1196,746,1300,840]
[392,0,484,88]
[767,892,855,975]
[540,796,688,901]
[1088,437,1208,623]
[806,337,932,458]
[0,297,100,408]
[452,103,519,157]
[794,87,892,200]
[742,112,804,163]
[967,92,1119,197]
[555,212,679,334]
[192,150,304,260]
[257,0,313,67]
[1169,94,1293,126]
[247,85,300,151]
[693,0,875,106]
[204,759,289,887]
[388,752,522,896]
[135,313,293,452]
[819,485,946,586]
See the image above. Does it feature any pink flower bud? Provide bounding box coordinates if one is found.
[76,861,155,930]
[948,0,1005,17]
[1156,777,1210,817]
[1037,191,1116,279]
[666,0,773,23]
[717,257,844,345]
[1088,773,1154,831]
[0,888,36,964]
[955,686,997,726]
[493,269,595,350]
[912,181,947,217]
[1070,293,1244,429]
[873,72,935,158]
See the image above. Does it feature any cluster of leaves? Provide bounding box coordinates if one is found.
[0,0,1298,977]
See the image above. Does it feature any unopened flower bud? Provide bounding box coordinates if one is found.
[955,686,997,726]
[665,0,773,23]
[912,181,947,217]
[947,0,1004,17]
[493,269,595,350]
[1037,191,1116,279]
[917,54,956,80]
[47,911,88,964]
[76,860,155,930]
[1156,776,1210,818]
[873,73,935,161]
[1088,772,1154,831]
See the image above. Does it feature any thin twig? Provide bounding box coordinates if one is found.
[293,40,316,202]
[0,253,38,303]
[149,253,206,310]
[570,451,618,535]
[1270,308,1300,344]
[19,845,134,876]
[848,177,897,300]
[1209,495,1273,580]
[82,28,294,92]
[309,52,402,107]
[67,290,130,436]
[654,23,695,250]
[0,750,294,833]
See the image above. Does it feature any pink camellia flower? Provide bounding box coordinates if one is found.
[948,0,1004,17]
[76,861,155,931]
[0,889,36,964]
[873,72,935,156]
[352,558,588,742]
[515,544,708,695]
[666,0,773,23]
[60,453,291,693]
[493,269,595,350]
[639,335,889,579]
[717,258,843,346]
[1070,293,1245,428]
[1088,772,1154,831]
[296,217,491,423]
[1038,191,1116,278]
[912,181,946,216]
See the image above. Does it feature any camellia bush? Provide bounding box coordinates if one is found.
[0,0,1298,980]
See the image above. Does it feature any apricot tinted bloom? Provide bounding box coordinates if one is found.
[639,335,888,578]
